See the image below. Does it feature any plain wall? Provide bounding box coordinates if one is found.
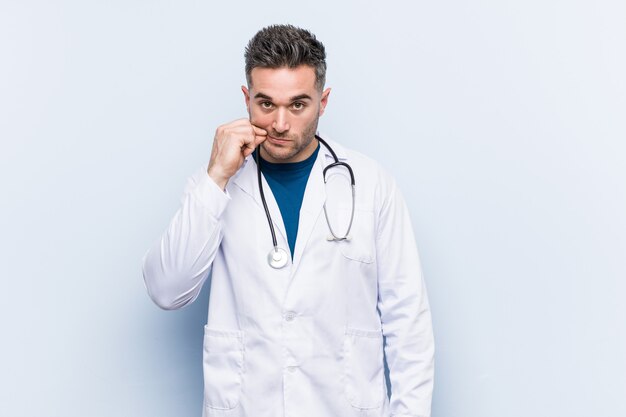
[1,1,624,416]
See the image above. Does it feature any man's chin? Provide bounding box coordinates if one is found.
[260,142,297,162]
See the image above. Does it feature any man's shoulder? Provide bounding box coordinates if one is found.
[322,136,394,184]
[320,135,401,212]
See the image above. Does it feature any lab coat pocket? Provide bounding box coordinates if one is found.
[343,327,386,410]
[203,327,245,412]
[336,209,375,264]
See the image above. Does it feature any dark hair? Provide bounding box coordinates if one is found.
[244,24,327,91]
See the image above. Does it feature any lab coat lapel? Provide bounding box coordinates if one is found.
[292,139,348,269]
[232,157,288,246]
[291,153,326,269]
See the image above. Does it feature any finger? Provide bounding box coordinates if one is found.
[251,125,267,136]
[254,134,267,145]
[237,125,264,147]
[241,140,258,157]
[236,127,257,146]
[241,133,267,158]
[242,148,254,158]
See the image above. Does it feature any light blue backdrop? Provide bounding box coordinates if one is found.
[1,1,624,416]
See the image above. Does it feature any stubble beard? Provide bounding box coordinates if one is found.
[261,115,320,162]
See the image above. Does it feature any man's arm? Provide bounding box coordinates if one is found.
[142,119,266,310]
[141,169,230,310]
[376,176,435,417]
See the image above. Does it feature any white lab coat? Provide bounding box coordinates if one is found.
[142,138,434,417]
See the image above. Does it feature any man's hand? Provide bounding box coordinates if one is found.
[207,119,267,190]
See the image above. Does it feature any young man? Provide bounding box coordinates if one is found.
[143,24,434,417]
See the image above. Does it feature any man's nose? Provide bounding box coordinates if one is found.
[272,108,290,133]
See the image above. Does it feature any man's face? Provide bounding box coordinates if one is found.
[242,65,330,163]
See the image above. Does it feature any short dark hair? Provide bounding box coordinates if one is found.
[244,24,327,91]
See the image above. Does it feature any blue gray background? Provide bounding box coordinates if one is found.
[1,1,625,416]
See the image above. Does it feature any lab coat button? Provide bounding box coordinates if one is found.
[284,311,296,321]
[287,366,297,373]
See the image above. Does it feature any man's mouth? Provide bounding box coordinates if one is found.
[267,135,291,145]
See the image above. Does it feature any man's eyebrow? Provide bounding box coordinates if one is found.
[253,93,313,101]
[290,94,312,101]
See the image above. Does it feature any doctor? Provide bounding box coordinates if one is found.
[142,24,434,417]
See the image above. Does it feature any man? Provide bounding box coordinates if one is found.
[143,24,434,417]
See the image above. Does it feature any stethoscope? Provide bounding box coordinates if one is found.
[255,135,355,269]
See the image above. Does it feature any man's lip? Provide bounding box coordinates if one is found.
[268,135,290,144]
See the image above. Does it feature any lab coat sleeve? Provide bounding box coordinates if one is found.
[375,176,434,417]
[142,166,230,310]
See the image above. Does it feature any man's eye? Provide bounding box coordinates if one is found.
[292,102,305,110]
[261,102,273,109]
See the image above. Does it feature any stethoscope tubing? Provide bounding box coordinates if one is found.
[255,135,355,268]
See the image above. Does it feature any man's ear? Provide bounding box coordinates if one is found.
[241,85,251,113]
[319,87,331,116]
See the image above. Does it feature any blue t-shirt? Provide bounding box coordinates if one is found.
[255,144,320,258]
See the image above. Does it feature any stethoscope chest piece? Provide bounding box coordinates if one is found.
[268,247,289,269]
